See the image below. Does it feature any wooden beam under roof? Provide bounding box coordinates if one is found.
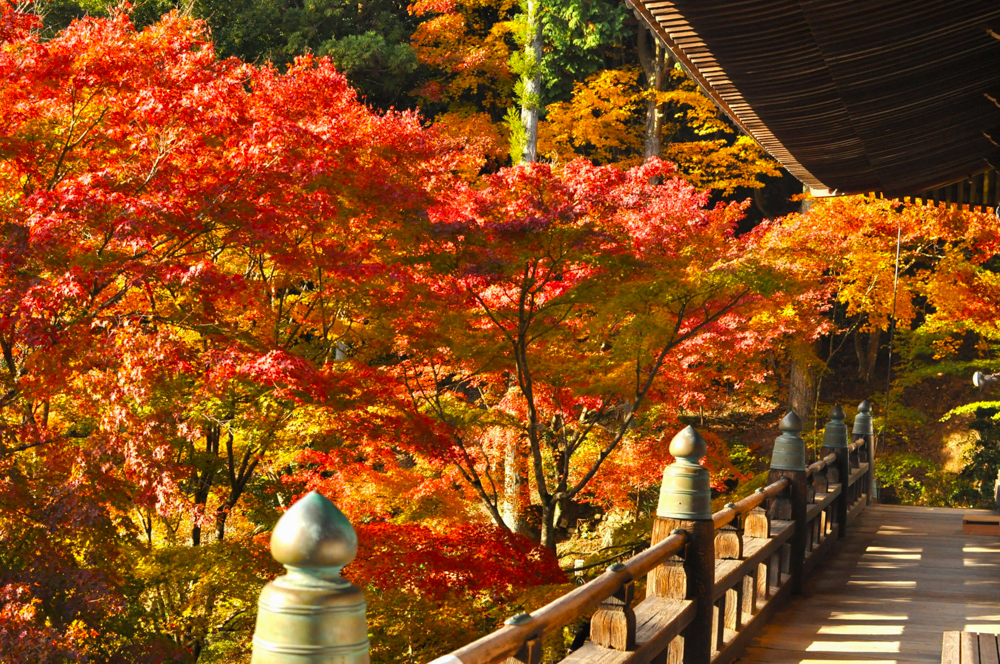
[872,168,1000,212]
[626,0,1000,209]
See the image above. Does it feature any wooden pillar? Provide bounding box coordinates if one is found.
[651,426,715,664]
[853,400,875,504]
[768,412,808,594]
[836,435,850,537]
[501,615,542,664]
[820,405,849,539]
[745,501,771,609]
[717,503,744,635]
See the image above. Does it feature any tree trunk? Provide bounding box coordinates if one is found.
[215,509,229,543]
[788,190,819,426]
[637,26,670,160]
[854,326,881,383]
[501,439,525,533]
[788,355,816,426]
[520,0,542,163]
[214,430,258,543]
[191,423,220,547]
[540,500,557,550]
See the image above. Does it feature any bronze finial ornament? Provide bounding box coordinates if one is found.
[770,411,806,472]
[656,425,712,520]
[822,405,849,449]
[251,491,370,664]
[852,400,874,436]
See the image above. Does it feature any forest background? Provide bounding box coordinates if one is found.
[2,0,1000,663]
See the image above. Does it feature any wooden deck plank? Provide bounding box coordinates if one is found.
[963,632,982,664]
[942,632,960,664]
[979,634,999,664]
[733,506,1000,664]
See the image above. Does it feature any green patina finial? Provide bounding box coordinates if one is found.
[270,490,358,581]
[656,426,712,520]
[823,404,848,449]
[853,400,874,436]
[505,612,533,626]
[252,491,369,664]
[771,411,806,471]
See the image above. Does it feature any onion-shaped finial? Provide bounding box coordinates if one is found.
[669,425,707,464]
[270,491,357,579]
[252,491,368,664]
[657,425,712,520]
[771,410,806,471]
[779,411,802,433]
[823,404,849,449]
[853,400,874,436]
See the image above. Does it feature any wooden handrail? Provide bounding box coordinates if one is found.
[806,452,837,478]
[428,413,879,664]
[848,462,870,487]
[712,477,790,530]
[431,531,689,664]
[434,477,798,664]
[434,478,792,664]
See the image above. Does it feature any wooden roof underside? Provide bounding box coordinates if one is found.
[627,0,1000,204]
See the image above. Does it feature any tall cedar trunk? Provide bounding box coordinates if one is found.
[788,357,816,426]
[501,439,524,533]
[520,0,542,162]
[637,26,670,160]
[855,326,881,383]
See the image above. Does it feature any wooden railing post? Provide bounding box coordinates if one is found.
[744,498,771,608]
[502,614,542,664]
[821,405,849,539]
[767,412,807,594]
[717,502,744,636]
[251,491,369,664]
[651,426,714,664]
[590,563,636,651]
[853,400,875,504]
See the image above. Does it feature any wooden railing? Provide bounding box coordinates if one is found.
[246,401,877,664]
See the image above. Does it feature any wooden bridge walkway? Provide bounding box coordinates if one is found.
[739,505,1000,664]
[249,408,1000,664]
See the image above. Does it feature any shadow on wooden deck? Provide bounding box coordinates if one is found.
[736,505,1000,664]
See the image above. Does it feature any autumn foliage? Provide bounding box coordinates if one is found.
[0,5,452,661]
[758,196,1000,376]
[2,3,1000,664]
